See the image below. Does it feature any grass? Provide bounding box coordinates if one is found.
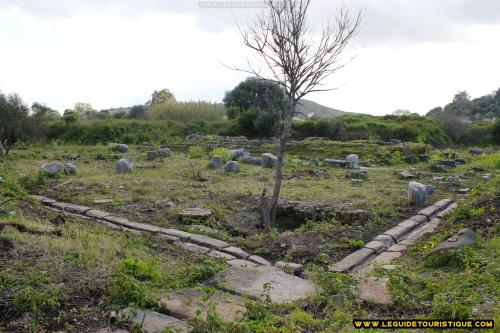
[1,140,498,332]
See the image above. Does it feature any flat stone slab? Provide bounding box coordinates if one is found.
[119,221,160,233]
[417,205,441,220]
[432,198,452,209]
[85,209,113,219]
[207,250,236,261]
[119,307,188,333]
[371,251,403,266]
[437,203,457,218]
[175,242,210,254]
[387,244,407,253]
[247,255,272,266]
[398,219,419,230]
[222,246,250,259]
[274,261,303,275]
[373,234,395,248]
[227,259,259,268]
[102,215,133,226]
[360,277,393,305]
[51,202,91,214]
[159,228,193,240]
[160,288,246,322]
[409,214,428,225]
[429,228,475,255]
[189,234,229,249]
[93,199,113,204]
[180,207,212,220]
[383,226,411,242]
[329,248,376,273]
[208,266,316,303]
[364,240,387,254]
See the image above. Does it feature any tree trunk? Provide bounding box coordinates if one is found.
[268,99,296,227]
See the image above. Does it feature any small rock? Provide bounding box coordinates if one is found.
[146,151,158,160]
[230,149,250,159]
[439,160,457,168]
[157,148,171,157]
[261,153,277,168]
[431,164,448,173]
[386,139,401,146]
[345,154,359,169]
[404,154,418,164]
[63,163,77,174]
[345,169,367,179]
[457,188,470,194]
[0,177,5,184]
[180,207,212,221]
[419,154,430,162]
[274,261,303,275]
[433,176,444,181]
[399,170,416,179]
[116,157,133,174]
[209,156,223,169]
[117,144,129,153]
[309,158,320,166]
[483,174,491,181]
[93,199,112,204]
[224,161,240,173]
[469,147,487,155]
[455,158,467,164]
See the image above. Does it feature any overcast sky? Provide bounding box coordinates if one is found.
[0,0,499,115]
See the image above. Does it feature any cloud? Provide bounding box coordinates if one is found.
[2,0,499,42]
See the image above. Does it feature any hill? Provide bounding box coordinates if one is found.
[296,99,348,118]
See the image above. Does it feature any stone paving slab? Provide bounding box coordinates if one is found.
[51,202,91,214]
[398,219,419,230]
[386,244,407,253]
[125,221,161,233]
[409,214,428,225]
[417,205,441,220]
[274,261,303,275]
[437,203,457,218]
[371,251,402,266]
[227,259,259,268]
[383,225,411,242]
[208,266,316,303]
[157,234,180,242]
[207,250,236,261]
[160,288,246,322]
[175,242,211,254]
[102,215,133,226]
[85,209,113,219]
[329,248,376,273]
[189,234,229,249]
[159,228,193,240]
[364,240,388,254]
[222,246,250,259]
[432,198,452,209]
[248,255,272,266]
[360,277,393,305]
[119,307,188,333]
[30,195,47,202]
[373,234,395,248]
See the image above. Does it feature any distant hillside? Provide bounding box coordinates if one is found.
[296,99,348,118]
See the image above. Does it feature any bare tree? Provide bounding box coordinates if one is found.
[236,0,361,230]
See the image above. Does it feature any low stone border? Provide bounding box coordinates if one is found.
[30,195,303,275]
[329,198,453,273]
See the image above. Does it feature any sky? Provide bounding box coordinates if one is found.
[0,0,499,115]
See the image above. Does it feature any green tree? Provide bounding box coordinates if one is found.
[128,105,147,119]
[0,92,30,145]
[149,89,176,106]
[63,109,80,124]
[31,102,60,120]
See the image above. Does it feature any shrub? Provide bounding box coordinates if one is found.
[210,147,232,162]
[189,146,205,159]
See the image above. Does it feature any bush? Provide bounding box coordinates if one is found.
[210,147,232,162]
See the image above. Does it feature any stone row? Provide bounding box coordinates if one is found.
[329,198,452,273]
[30,194,301,275]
